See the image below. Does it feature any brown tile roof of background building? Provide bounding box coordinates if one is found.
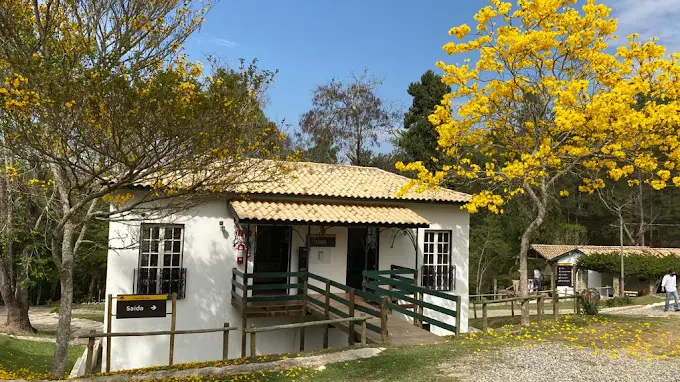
[229,200,430,227]
[531,244,680,261]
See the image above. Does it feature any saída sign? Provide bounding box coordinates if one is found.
[116,294,167,319]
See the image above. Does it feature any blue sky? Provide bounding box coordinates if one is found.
[184,0,680,146]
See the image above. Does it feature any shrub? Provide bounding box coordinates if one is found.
[580,289,600,315]
[600,296,633,308]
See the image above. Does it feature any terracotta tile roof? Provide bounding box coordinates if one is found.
[229,200,430,227]
[531,244,680,261]
[235,160,471,203]
[130,160,470,203]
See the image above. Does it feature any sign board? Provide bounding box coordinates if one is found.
[116,294,167,319]
[556,264,573,287]
[308,234,336,247]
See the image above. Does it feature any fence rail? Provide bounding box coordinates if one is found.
[363,265,461,335]
[475,292,582,334]
[231,265,463,354]
[244,316,369,358]
[76,323,237,375]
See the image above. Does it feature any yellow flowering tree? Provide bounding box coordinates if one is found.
[0,1,293,375]
[398,0,680,325]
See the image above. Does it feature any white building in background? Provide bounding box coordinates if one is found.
[530,244,680,297]
[103,161,471,371]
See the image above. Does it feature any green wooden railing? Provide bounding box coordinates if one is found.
[231,268,388,347]
[231,268,306,305]
[363,265,461,335]
[231,265,462,351]
[306,273,385,341]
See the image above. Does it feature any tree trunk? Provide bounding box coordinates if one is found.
[87,276,96,302]
[2,288,34,332]
[0,262,34,333]
[519,185,549,326]
[51,221,76,377]
[5,288,34,332]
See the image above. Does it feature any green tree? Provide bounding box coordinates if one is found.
[469,214,513,295]
[397,70,450,171]
[297,71,394,165]
[0,2,293,375]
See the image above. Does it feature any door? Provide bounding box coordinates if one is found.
[346,227,379,290]
[253,225,291,293]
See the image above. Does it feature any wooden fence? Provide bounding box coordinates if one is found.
[75,324,238,374]
[306,273,386,342]
[244,316,369,358]
[476,292,582,334]
[362,265,462,336]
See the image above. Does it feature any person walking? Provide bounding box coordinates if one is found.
[533,267,542,292]
[661,270,679,312]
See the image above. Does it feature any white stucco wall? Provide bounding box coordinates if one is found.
[411,203,469,335]
[104,196,470,371]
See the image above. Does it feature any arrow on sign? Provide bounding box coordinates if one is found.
[151,305,157,311]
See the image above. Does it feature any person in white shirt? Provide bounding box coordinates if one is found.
[661,270,679,312]
[533,268,542,292]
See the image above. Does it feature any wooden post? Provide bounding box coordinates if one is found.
[361,317,367,346]
[537,296,543,323]
[106,294,112,373]
[348,288,356,346]
[573,293,578,314]
[416,291,423,328]
[493,278,498,300]
[222,323,230,360]
[249,324,256,358]
[482,302,488,334]
[300,279,308,352]
[169,293,177,366]
[473,300,477,319]
[576,293,581,315]
[455,295,462,336]
[241,292,248,358]
[300,322,306,352]
[85,330,95,375]
[413,274,420,327]
[302,279,308,315]
[510,299,515,317]
[553,293,559,321]
[323,279,331,349]
[551,264,556,292]
[380,296,388,343]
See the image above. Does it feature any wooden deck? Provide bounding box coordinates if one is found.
[306,293,442,347]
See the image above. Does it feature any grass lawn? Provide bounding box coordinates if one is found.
[73,313,105,322]
[50,302,105,313]
[112,313,680,381]
[474,300,576,311]
[0,335,84,379]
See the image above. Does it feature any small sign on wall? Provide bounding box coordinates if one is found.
[556,263,573,287]
[308,234,336,247]
[116,294,167,319]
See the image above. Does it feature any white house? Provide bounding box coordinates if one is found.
[103,161,470,371]
[531,244,680,297]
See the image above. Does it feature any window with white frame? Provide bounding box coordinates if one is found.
[136,224,186,298]
[421,230,455,291]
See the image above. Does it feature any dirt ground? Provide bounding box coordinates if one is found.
[0,305,102,339]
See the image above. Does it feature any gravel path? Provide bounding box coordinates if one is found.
[442,343,680,382]
[600,302,680,317]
